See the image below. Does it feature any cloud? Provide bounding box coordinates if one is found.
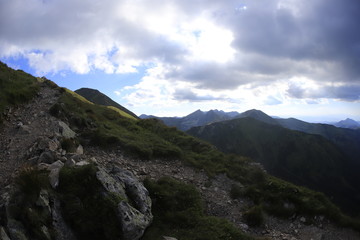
[173,88,226,102]
[287,81,360,101]
[264,96,282,105]
[0,0,359,105]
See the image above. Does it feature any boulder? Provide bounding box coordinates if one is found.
[65,158,76,167]
[18,125,31,135]
[75,160,89,167]
[111,167,152,215]
[0,227,11,240]
[76,144,84,155]
[7,219,28,240]
[58,121,76,139]
[163,237,178,240]
[48,160,64,189]
[35,189,51,217]
[38,151,55,164]
[96,167,153,240]
[48,139,59,152]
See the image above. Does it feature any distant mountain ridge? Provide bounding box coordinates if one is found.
[334,118,360,129]
[75,88,138,119]
[145,109,360,166]
[187,117,360,215]
[140,109,237,131]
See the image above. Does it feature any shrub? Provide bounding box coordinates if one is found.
[243,205,264,227]
[10,168,53,240]
[230,183,244,199]
[58,165,122,240]
[143,177,252,240]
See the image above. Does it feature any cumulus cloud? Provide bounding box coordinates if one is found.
[0,0,359,105]
[287,81,360,101]
[173,88,227,102]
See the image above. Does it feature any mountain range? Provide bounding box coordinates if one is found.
[140,108,360,215]
[2,61,360,239]
[140,108,360,130]
[187,117,360,215]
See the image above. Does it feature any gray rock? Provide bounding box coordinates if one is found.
[163,237,178,240]
[38,151,55,164]
[48,160,64,189]
[49,168,61,189]
[65,158,76,167]
[48,139,59,152]
[96,167,153,240]
[58,121,76,139]
[7,219,28,240]
[51,197,77,240]
[39,226,51,240]
[111,167,152,215]
[96,168,127,197]
[48,160,64,171]
[75,160,90,167]
[300,217,306,223]
[36,189,51,216]
[76,144,84,155]
[117,201,152,240]
[0,227,11,240]
[18,125,31,135]
[37,163,50,171]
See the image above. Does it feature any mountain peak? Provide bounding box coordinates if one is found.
[237,109,279,126]
[335,118,360,129]
[75,88,138,119]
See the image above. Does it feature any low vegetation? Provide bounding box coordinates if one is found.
[49,86,360,232]
[8,167,54,240]
[143,177,253,240]
[58,164,123,240]
[0,62,40,123]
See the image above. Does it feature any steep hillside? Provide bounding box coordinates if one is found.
[276,117,360,173]
[187,117,360,216]
[1,62,360,239]
[0,62,40,123]
[75,87,138,119]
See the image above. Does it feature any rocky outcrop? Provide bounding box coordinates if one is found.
[0,161,152,240]
[96,166,153,240]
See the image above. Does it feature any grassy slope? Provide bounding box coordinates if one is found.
[187,117,360,216]
[52,87,360,232]
[0,62,40,123]
[75,87,138,119]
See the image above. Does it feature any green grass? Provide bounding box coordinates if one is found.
[8,167,54,240]
[50,90,183,159]
[0,62,40,123]
[58,164,123,240]
[142,177,253,240]
[49,86,360,232]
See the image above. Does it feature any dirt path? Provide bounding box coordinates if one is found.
[0,83,61,194]
[83,147,360,240]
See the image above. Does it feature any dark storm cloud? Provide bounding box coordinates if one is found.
[173,88,226,102]
[222,0,360,82]
[287,83,360,101]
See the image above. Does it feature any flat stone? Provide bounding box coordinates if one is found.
[163,237,178,240]
[58,121,76,139]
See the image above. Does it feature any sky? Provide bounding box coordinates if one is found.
[1,0,360,122]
